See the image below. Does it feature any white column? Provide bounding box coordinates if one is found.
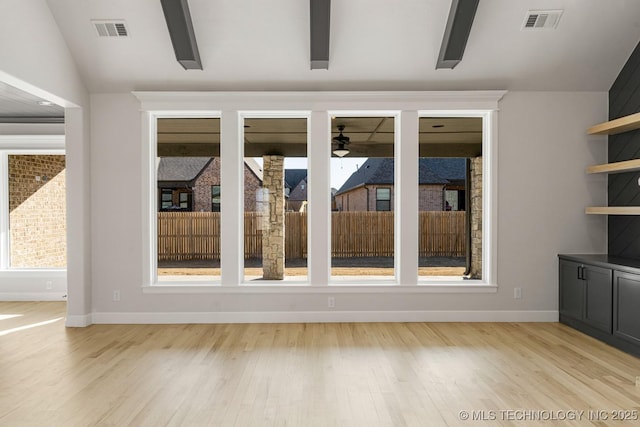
[397,111,419,285]
[65,107,93,325]
[308,111,331,285]
[220,111,243,285]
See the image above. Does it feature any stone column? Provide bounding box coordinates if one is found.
[469,157,482,279]
[262,155,285,280]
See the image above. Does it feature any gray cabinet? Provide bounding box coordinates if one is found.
[613,271,640,346]
[559,259,612,333]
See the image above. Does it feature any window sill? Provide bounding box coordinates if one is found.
[142,282,497,294]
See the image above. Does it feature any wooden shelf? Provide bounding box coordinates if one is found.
[588,112,640,135]
[586,206,640,215]
[587,159,640,174]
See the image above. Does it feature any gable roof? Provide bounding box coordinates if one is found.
[285,169,307,190]
[420,158,466,182]
[336,158,466,195]
[157,157,211,182]
[158,157,265,183]
[244,158,264,181]
[288,178,307,201]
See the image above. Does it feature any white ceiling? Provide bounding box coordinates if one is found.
[43,0,640,93]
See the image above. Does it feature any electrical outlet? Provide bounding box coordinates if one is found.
[113,290,120,302]
[45,281,53,290]
[328,296,335,308]
[514,288,522,299]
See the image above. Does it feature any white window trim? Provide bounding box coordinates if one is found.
[417,110,497,287]
[142,111,222,287]
[134,91,505,293]
[0,135,66,272]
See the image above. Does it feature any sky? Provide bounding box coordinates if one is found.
[254,157,368,190]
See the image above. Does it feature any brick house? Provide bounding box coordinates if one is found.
[157,157,263,212]
[334,158,466,212]
[8,154,67,268]
[284,169,307,211]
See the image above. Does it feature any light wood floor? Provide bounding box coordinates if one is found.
[2,302,640,427]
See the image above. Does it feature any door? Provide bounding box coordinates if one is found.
[559,259,584,321]
[613,271,640,346]
[582,265,612,333]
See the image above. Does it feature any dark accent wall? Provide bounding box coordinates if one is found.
[608,41,640,259]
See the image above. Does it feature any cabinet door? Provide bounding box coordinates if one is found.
[613,271,640,346]
[559,260,583,321]
[583,265,612,333]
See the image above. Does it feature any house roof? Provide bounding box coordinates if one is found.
[157,157,211,182]
[158,157,264,183]
[285,169,307,190]
[288,179,308,201]
[420,158,466,182]
[244,158,264,181]
[336,158,465,195]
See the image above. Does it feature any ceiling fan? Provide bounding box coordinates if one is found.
[332,124,350,157]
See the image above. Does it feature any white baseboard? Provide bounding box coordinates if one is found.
[91,310,558,325]
[65,313,92,327]
[0,292,66,301]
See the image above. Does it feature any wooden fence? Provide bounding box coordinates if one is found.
[157,211,465,261]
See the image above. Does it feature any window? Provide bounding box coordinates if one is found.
[160,189,172,210]
[376,188,391,211]
[178,192,191,210]
[211,185,221,212]
[155,117,220,282]
[331,116,395,280]
[140,91,500,289]
[418,116,483,280]
[243,117,308,282]
[0,149,66,269]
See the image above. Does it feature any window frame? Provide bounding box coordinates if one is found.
[375,187,391,212]
[137,91,502,293]
[211,185,221,212]
[416,110,496,285]
[0,136,66,271]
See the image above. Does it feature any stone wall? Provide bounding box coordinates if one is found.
[261,156,285,279]
[469,156,482,279]
[8,155,66,268]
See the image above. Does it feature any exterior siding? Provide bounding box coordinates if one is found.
[187,158,263,212]
[8,154,66,268]
[419,185,445,211]
[336,184,444,211]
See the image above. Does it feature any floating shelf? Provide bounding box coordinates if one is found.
[586,206,640,215]
[588,112,640,135]
[587,158,640,174]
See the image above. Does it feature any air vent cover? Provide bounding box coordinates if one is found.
[522,10,563,30]
[92,20,129,37]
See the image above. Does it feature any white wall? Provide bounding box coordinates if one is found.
[0,0,86,108]
[0,0,92,323]
[497,91,608,311]
[87,91,607,322]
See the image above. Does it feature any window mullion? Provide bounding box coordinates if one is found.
[220,111,243,286]
[0,152,8,269]
[308,111,330,286]
[397,111,419,285]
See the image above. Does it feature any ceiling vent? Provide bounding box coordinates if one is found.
[522,10,563,30]
[92,20,129,38]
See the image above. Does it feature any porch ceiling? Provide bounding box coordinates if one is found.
[157,116,482,158]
